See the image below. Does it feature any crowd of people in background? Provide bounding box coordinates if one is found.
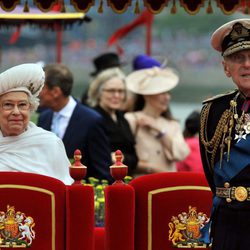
[0,51,204,184]
[1,17,250,250]
[35,52,201,181]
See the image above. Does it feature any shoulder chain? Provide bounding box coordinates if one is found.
[200,102,231,169]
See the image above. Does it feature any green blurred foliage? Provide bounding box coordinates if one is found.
[85,176,133,227]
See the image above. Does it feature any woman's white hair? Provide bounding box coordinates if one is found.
[87,67,126,107]
[28,95,40,112]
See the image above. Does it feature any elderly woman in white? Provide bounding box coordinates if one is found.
[125,66,190,175]
[0,63,73,185]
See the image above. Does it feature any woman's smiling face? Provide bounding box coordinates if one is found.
[144,92,171,113]
[0,91,31,136]
[99,76,126,112]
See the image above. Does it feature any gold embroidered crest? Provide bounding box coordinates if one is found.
[168,206,210,248]
[230,23,249,41]
[0,205,35,248]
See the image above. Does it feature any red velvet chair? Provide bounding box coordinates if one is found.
[0,172,94,250]
[104,172,212,250]
[130,172,212,250]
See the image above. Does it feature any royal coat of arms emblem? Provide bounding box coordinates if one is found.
[168,206,210,248]
[0,205,35,248]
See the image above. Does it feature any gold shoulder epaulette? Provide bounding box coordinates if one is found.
[202,89,238,104]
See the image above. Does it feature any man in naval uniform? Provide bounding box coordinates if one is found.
[199,19,250,250]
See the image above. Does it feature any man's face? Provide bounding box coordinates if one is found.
[223,49,250,97]
[39,84,55,108]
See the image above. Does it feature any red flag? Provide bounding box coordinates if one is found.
[107,9,154,55]
[8,26,22,45]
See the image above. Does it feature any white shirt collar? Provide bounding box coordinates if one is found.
[52,96,77,139]
[56,96,77,118]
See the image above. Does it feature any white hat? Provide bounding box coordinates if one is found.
[0,63,45,97]
[211,18,250,56]
[126,66,179,95]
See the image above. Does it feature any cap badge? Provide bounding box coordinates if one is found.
[230,23,249,41]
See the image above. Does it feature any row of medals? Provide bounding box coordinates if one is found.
[230,99,250,143]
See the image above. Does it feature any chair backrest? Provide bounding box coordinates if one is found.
[129,172,212,250]
[0,172,94,250]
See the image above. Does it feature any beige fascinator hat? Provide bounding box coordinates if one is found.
[0,63,45,97]
[211,18,250,57]
[126,66,179,95]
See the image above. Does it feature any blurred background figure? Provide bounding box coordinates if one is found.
[81,52,124,105]
[176,110,203,172]
[122,54,163,112]
[87,67,138,175]
[37,63,112,183]
[125,66,189,176]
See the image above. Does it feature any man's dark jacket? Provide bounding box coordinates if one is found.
[38,102,112,182]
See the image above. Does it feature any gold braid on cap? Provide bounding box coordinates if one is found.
[200,92,240,170]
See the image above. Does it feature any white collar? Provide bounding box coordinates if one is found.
[55,96,77,118]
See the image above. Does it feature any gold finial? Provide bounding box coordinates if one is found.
[23,0,29,12]
[61,2,66,13]
[134,0,140,14]
[171,0,177,14]
[98,0,103,13]
[206,0,213,14]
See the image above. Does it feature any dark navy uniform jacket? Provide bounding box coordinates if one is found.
[199,89,250,192]
[199,89,250,249]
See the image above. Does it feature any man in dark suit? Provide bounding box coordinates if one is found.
[37,63,112,182]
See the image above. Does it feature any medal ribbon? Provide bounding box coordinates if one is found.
[241,100,250,112]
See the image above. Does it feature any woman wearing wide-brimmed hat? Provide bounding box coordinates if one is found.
[125,66,190,176]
